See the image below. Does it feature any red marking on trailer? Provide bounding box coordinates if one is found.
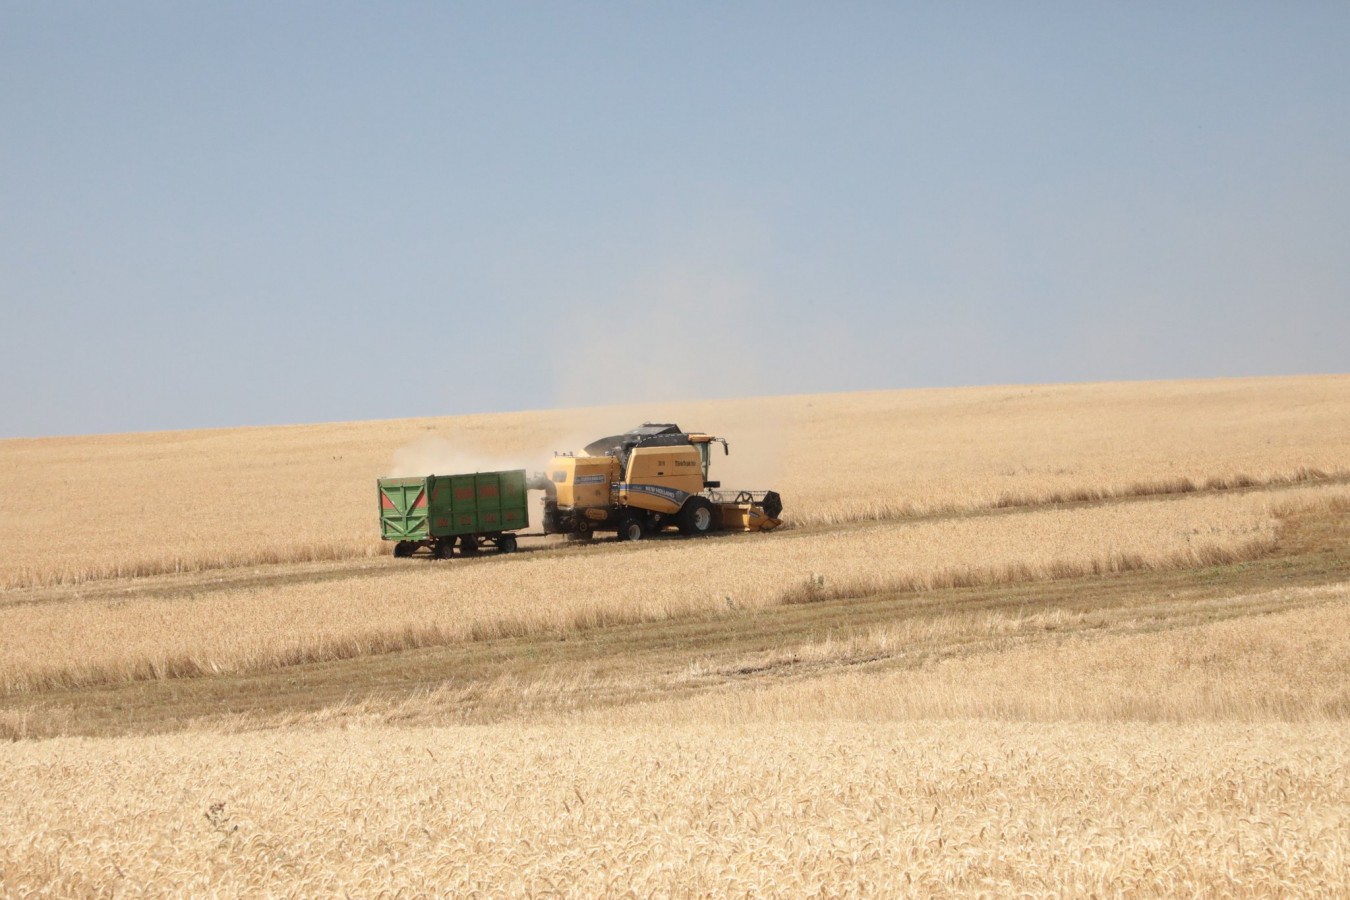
[412,490,427,509]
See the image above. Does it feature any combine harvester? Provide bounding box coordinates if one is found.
[378,423,782,558]
[539,423,782,542]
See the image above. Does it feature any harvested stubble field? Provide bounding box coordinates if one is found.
[2,375,1349,895]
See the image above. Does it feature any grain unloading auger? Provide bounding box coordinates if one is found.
[532,423,784,542]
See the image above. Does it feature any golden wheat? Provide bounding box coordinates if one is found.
[155,556,1340,738]
[2,375,1347,589]
[580,585,1350,728]
[2,486,1325,696]
[2,376,1349,896]
[0,721,1345,895]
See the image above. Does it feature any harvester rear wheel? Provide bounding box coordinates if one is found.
[497,534,518,554]
[616,516,644,542]
[678,497,716,536]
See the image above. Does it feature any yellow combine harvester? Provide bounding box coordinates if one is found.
[536,423,783,542]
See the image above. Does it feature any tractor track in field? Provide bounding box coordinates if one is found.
[6,470,1348,610]
[4,494,1348,739]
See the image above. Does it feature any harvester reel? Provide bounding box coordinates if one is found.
[678,497,716,536]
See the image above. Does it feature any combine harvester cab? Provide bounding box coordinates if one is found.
[539,423,783,542]
[379,469,528,559]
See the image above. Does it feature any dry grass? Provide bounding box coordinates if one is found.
[1,722,1346,895]
[1,487,1321,696]
[2,375,1347,588]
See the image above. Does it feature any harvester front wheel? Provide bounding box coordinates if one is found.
[678,497,716,536]
[616,516,644,542]
[497,534,518,554]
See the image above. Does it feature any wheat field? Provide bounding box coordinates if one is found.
[1,375,1347,588]
[0,486,1320,696]
[594,583,1350,727]
[1,722,1346,896]
[2,375,1349,895]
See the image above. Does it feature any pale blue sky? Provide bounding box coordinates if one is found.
[3,3,1347,437]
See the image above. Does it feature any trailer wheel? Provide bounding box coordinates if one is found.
[616,516,644,542]
[497,534,518,554]
[460,535,480,556]
[432,540,455,560]
[678,497,716,536]
[393,541,415,558]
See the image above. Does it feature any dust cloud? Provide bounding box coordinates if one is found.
[385,403,793,499]
[388,247,799,490]
[550,261,780,411]
[694,406,790,492]
[537,252,796,490]
[387,434,543,478]
[544,400,791,493]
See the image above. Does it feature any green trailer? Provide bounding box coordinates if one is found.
[378,469,529,558]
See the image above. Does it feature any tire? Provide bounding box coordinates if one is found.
[677,497,716,536]
[393,541,415,558]
[616,516,644,542]
[497,533,518,554]
[459,535,480,556]
[566,524,594,542]
[432,540,455,560]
